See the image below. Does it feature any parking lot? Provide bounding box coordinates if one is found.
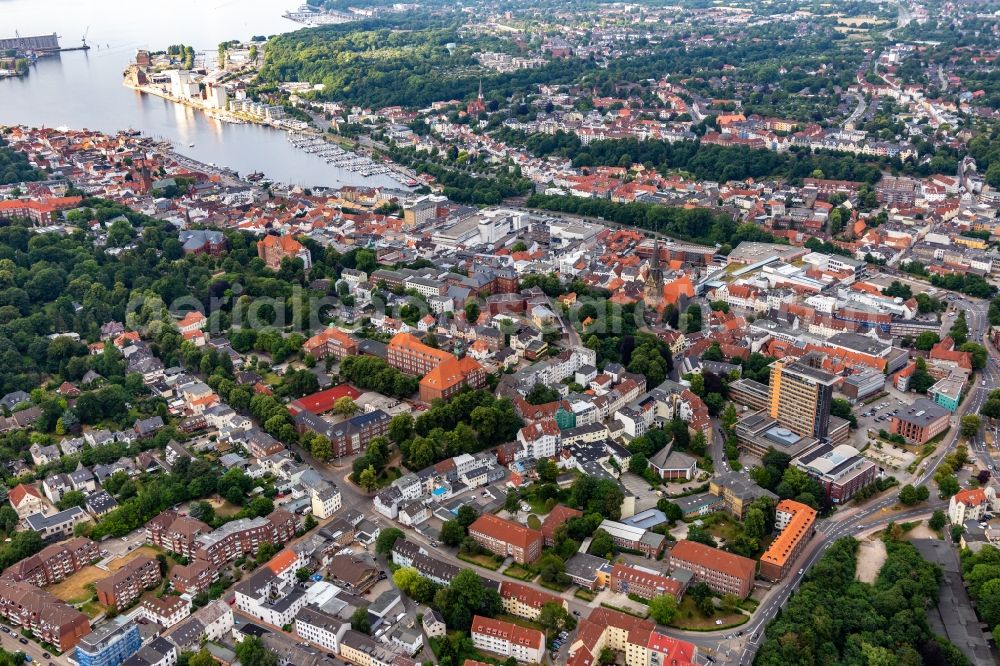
[855,393,915,443]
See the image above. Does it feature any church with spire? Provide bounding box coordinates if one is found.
[466,79,486,116]
[643,238,664,308]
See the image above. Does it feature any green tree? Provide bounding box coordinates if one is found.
[351,607,372,634]
[588,529,615,559]
[929,510,947,531]
[235,637,277,666]
[914,331,940,351]
[56,490,87,510]
[358,465,379,491]
[440,520,466,547]
[961,415,982,439]
[332,396,359,416]
[648,594,678,625]
[189,648,216,666]
[311,436,332,462]
[376,527,404,556]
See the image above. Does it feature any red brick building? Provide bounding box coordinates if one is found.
[759,500,816,582]
[1,537,99,587]
[94,556,162,610]
[386,332,455,376]
[609,563,684,601]
[468,514,543,565]
[668,540,756,598]
[169,559,218,595]
[303,327,359,360]
[418,355,487,403]
[539,505,582,547]
[147,510,212,557]
[0,579,90,651]
[194,511,297,566]
[257,234,312,270]
[0,197,83,225]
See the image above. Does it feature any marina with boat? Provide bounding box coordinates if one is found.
[287,133,396,179]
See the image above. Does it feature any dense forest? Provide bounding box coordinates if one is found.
[505,130,944,184]
[257,18,589,108]
[755,534,970,666]
[0,136,44,185]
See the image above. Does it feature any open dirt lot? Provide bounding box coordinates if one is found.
[855,538,887,584]
[107,545,162,571]
[48,566,108,604]
[905,522,940,540]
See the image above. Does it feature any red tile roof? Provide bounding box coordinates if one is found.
[670,540,756,582]
[471,615,544,649]
[469,514,542,552]
[539,505,582,543]
[8,483,42,507]
[499,580,563,610]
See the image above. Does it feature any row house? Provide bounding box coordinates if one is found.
[609,563,684,601]
[667,539,755,599]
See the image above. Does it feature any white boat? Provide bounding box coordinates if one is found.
[188,143,194,147]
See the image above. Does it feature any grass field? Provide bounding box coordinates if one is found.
[574,588,597,602]
[668,596,748,630]
[502,564,537,581]
[81,601,106,619]
[457,552,502,571]
[48,567,108,604]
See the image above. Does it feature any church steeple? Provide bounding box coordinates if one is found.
[644,237,664,308]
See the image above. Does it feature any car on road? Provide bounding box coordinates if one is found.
[19,638,28,645]
[798,568,804,575]
[42,654,49,659]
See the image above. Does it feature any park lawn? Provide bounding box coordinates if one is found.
[108,546,164,571]
[574,588,597,602]
[497,614,546,632]
[539,578,572,592]
[703,514,741,545]
[668,596,747,631]
[457,552,502,571]
[48,566,108,604]
[503,564,537,581]
[80,601,106,619]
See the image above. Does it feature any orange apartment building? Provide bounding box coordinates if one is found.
[387,332,455,376]
[468,514,544,565]
[303,326,359,360]
[668,540,756,598]
[758,500,817,582]
[418,355,487,402]
[0,196,82,225]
